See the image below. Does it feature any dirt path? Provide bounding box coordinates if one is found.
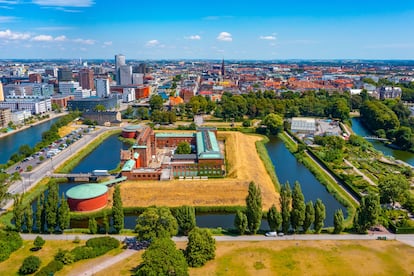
[344,158,377,186]
[67,249,137,276]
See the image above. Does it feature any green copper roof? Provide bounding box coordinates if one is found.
[122,159,136,171]
[155,133,195,138]
[196,131,223,159]
[66,184,108,200]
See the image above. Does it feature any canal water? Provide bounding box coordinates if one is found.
[351,118,414,166]
[0,117,60,164]
[265,137,348,226]
[29,133,345,230]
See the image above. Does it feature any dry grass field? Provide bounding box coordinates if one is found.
[120,131,279,210]
[93,240,414,276]
[58,123,78,138]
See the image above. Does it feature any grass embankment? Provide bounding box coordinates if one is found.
[121,131,279,210]
[56,129,121,174]
[96,240,414,276]
[278,132,357,227]
[0,177,55,229]
[255,135,280,191]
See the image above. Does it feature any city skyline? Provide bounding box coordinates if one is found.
[1,0,414,60]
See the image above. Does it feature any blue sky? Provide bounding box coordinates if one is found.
[1,0,414,60]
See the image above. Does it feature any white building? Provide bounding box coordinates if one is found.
[119,65,132,86]
[59,81,80,95]
[132,73,144,85]
[95,78,110,97]
[122,88,136,103]
[0,97,52,114]
[291,117,316,134]
[11,110,32,124]
[73,88,91,99]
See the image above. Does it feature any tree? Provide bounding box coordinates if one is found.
[136,107,150,120]
[135,207,178,241]
[0,172,20,208]
[13,194,24,232]
[94,104,106,112]
[19,256,41,275]
[102,210,110,234]
[354,192,380,233]
[136,238,188,276]
[45,180,59,233]
[280,182,292,234]
[25,206,33,233]
[234,210,248,235]
[245,182,262,234]
[185,227,216,267]
[267,204,282,232]
[262,113,284,135]
[58,193,70,232]
[176,141,191,154]
[174,205,196,235]
[33,236,45,249]
[36,193,44,233]
[378,174,410,206]
[333,209,344,234]
[112,185,124,233]
[303,201,315,233]
[290,181,306,233]
[149,94,164,110]
[88,218,98,234]
[313,199,326,233]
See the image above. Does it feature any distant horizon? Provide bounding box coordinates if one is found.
[1,1,413,60]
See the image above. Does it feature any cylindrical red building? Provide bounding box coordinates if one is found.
[66,184,108,212]
[121,125,142,138]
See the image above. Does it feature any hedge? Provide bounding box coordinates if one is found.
[34,260,63,276]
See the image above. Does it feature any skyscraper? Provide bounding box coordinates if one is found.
[115,54,126,85]
[119,65,132,86]
[79,68,95,90]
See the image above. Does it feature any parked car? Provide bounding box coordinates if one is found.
[265,231,277,237]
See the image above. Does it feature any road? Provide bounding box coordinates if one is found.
[1,126,112,213]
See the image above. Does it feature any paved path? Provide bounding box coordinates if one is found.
[67,249,136,276]
[344,158,377,186]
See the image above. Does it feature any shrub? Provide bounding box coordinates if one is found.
[33,236,45,249]
[35,260,63,276]
[85,236,120,249]
[0,240,11,262]
[19,256,41,275]
[0,231,22,262]
[70,246,96,261]
[54,248,74,265]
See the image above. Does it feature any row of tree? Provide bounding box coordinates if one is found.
[234,182,345,235]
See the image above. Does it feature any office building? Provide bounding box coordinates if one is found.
[0,107,11,128]
[59,81,80,95]
[79,68,95,90]
[115,54,126,85]
[11,110,32,124]
[132,73,144,85]
[29,73,42,83]
[95,78,110,98]
[58,68,72,82]
[119,65,132,85]
[0,97,52,114]
[67,96,118,111]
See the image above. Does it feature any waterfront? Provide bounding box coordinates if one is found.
[351,118,414,166]
[265,137,348,225]
[0,117,61,164]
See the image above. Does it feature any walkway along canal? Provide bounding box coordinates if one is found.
[351,117,414,166]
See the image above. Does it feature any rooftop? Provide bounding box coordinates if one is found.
[66,184,108,200]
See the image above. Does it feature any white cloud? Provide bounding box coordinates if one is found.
[0,0,18,4]
[0,29,30,40]
[32,34,54,41]
[145,39,160,47]
[203,15,234,21]
[103,41,112,46]
[259,35,276,40]
[185,35,201,40]
[54,35,66,41]
[216,32,232,42]
[0,16,17,22]
[35,26,73,31]
[32,0,95,7]
[73,38,95,45]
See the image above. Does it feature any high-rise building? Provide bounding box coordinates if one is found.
[119,65,132,86]
[45,67,57,77]
[0,82,4,101]
[115,54,126,85]
[58,68,72,82]
[79,68,95,90]
[132,73,144,85]
[95,78,110,98]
